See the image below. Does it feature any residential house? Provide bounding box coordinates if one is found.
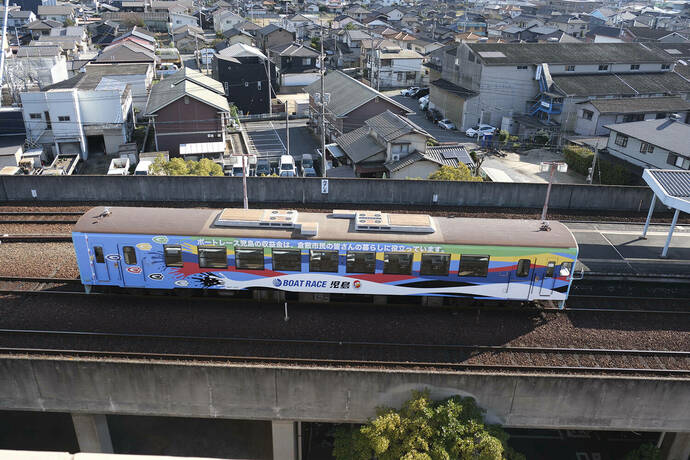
[304,70,412,140]
[623,27,689,44]
[9,45,68,88]
[25,19,62,38]
[145,68,230,156]
[431,42,689,134]
[343,28,371,50]
[0,9,37,31]
[376,6,404,22]
[605,118,690,171]
[574,97,690,135]
[269,42,320,87]
[344,6,370,21]
[20,71,134,158]
[332,110,473,178]
[255,24,294,52]
[96,40,158,65]
[212,43,276,115]
[82,62,154,113]
[222,28,254,46]
[37,5,75,23]
[172,25,206,53]
[331,15,362,29]
[101,11,170,32]
[170,11,199,28]
[370,45,423,89]
[280,13,312,39]
[213,9,243,33]
[547,15,589,39]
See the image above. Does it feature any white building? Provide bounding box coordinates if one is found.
[170,11,199,28]
[20,74,134,159]
[371,46,423,89]
[7,45,68,88]
[213,10,244,33]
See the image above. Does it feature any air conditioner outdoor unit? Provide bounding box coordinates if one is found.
[392,154,400,161]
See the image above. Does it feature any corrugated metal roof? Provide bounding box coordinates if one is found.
[647,170,690,197]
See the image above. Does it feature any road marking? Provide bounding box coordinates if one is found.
[268,121,287,153]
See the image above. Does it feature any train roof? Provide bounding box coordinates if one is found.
[74,206,578,249]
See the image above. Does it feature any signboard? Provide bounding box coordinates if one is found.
[321,179,329,194]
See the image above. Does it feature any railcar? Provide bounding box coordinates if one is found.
[72,207,579,307]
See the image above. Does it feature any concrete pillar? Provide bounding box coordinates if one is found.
[641,194,656,239]
[271,420,297,460]
[71,413,114,453]
[663,432,690,460]
[661,209,680,258]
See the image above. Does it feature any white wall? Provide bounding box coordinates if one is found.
[606,131,674,169]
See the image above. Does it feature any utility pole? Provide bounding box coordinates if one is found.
[0,0,10,106]
[586,142,598,184]
[267,48,272,115]
[285,100,290,157]
[319,21,326,177]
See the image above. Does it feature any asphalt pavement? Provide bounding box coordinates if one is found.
[243,119,321,168]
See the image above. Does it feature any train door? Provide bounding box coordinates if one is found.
[90,244,110,282]
[119,244,145,287]
[539,260,557,296]
[506,258,535,300]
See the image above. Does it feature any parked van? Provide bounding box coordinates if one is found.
[279,155,296,177]
[134,160,152,175]
[300,153,317,177]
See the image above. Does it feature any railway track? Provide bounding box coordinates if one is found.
[0,328,687,377]
[0,211,81,225]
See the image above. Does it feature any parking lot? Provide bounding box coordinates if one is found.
[243,119,321,174]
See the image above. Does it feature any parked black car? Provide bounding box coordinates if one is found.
[412,88,429,99]
[426,108,442,124]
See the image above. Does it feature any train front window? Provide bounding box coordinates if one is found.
[545,261,556,277]
[383,252,412,275]
[309,250,339,272]
[123,246,137,265]
[560,262,573,277]
[458,255,489,277]
[273,249,302,271]
[164,245,183,267]
[198,246,227,269]
[420,253,450,276]
[516,259,531,277]
[94,246,105,264]
[235,248,264,270]
[346,252,375,273]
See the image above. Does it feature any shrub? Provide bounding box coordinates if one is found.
[563,145,636,185]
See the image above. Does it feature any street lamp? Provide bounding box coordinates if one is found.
[539,161,568,228]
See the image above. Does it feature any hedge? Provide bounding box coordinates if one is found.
[563,145,636,185]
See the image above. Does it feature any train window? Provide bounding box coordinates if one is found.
[560,262,573,277]
[346,252,376,273]
[545,261,556,278]
[458,255,489,277]
[235,248,264,270]
[272,249,302,271]
[420,253,450,276]
[123,246,137,265]
[198,246,227,269]
[164,245,183,267]
[516,259,531,277]
[383,252,413,275]
[93,246,105,264]
[309,250,339,272]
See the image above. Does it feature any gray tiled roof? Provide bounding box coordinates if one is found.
[146,79,230,115]
[553,72,690,97]
[466,42,676,65]
[16,45,61,57]
[305,70,412,117]
[364,110,430,142]
[647,170,690,197]
[584,97,690,114]
[163,68,225,94]
[270,42,319,57]
[335,126,384,163]
[604,119,690,157]
[385,144,473,172]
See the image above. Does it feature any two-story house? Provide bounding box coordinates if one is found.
[280,13,312,39]
[213,9,243,33]
[333,110,473,178]
[255,24,294,53]
[370,45,424,89]
[20,71,134,158]
[431,42,689,134]
[37,5,75,23]
[1,8,37,32]
[269,42,320,88]
[605,118,690,171]
[9,45,69,88]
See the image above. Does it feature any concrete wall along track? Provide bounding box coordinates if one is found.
[0,176,654,211]
[1,357,689,432]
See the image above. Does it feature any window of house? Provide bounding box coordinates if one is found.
[198,246,228,269]
[29,113,41,119]
[123,246,137,265]
[223,81,228,95]
[391,143,410,154]
[667,153,690,170]
[303,57,311,65]
[565,65,575,71]
[397,72,403,81]
[662,64,670,70]
[614,133,628,147]
[420,253,450,276]
[346,252,376,273]
[272,249,302,271]
[309,250,339,272]
[257,81,262,90]
[622,113,644,123]
[235,248,264,270]
[58,115,70,122]
[383,252,413,275]
[458,255,489,277]
[164,245,183,267]
[582,109,593,120]
[516,259,531,277]
[516,65,527,70]
[468,52,475,62]
[598,64,608,71]
[630,64,640,70]
[640,142,654,154]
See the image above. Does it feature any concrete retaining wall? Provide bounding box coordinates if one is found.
[1,356,688,431]
[0,176,654,211]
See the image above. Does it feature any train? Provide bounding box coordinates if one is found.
[72,206,579,307]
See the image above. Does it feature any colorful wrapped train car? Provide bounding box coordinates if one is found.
[72,207,579,307]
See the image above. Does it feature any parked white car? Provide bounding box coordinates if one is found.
[156,63,180,79]
[279,155,297,177]
[419,95,429,110]
[438,119,456,130]
[400,86,419,97]
[465,124,496,137]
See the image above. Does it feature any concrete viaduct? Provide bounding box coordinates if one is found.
[1,355,688,459]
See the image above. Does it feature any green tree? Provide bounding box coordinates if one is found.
[624,443,661,460]
[149,154,223,176]
[345,22,357,30]
[64,18,75,26]
[333,391,524,460]
[122,12,145,28]
[428,164,482,181]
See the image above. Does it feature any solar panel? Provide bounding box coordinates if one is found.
[478,51,506,58]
